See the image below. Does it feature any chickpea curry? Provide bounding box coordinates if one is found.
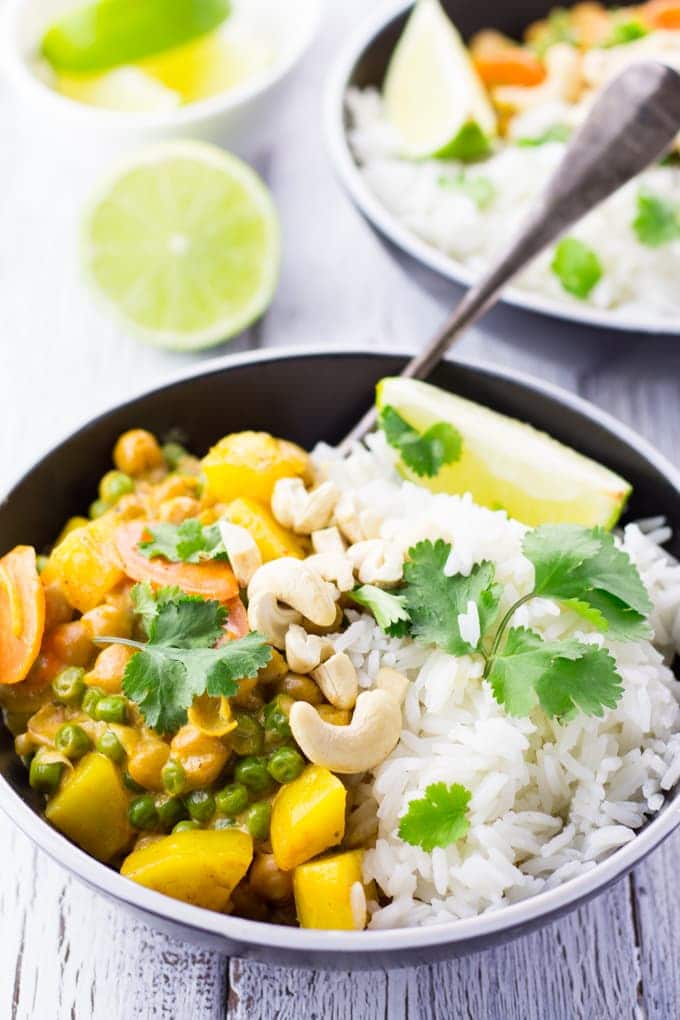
[0,427,405,931]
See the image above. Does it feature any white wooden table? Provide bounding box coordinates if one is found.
[2,3,680,1017]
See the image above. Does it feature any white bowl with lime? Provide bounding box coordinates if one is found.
[1,0,322,151]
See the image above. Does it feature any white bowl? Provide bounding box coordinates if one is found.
[1,0,322,153]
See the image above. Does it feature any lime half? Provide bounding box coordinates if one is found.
[42,0,230,73]
[377,378,631,528]
[82,142,280,351]
[383,0,497,160]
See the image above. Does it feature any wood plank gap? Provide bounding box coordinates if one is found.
[627,872,648,1020]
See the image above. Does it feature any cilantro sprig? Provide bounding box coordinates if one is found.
[633,192,680,248]
[139,519,228,564]
[349,584,410,637]
[352,525,651,721]
[398,782,471,851]
[380,406,462,478]
[96,584,271,734]
[551,237,603,299]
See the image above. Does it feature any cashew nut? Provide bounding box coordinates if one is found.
[304,552,355,593]
[289,689,402,774]
[347,540,403,585]
[247,591,301,648]
[271,478,339,534]
[376,667,409,706]
[285,623,333,674]
[311,526,346,556]
[312,652,358,710]
[217,521,262,587]
[248,558,338,628]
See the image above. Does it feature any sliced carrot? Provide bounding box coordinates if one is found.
[115,522,239,603]
[474,51,546,88]
[0,546,46,685]
[641,0,680,28]
[223,597,249,641]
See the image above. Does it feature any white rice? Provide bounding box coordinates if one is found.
[314,435,680,928]
[346,88,680,321]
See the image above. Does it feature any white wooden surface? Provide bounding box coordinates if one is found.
[2,3,680,1017]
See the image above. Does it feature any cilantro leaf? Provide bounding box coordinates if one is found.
[551,237,603,299]
[517,124,571,147]
[349,584,411,637]
[603,20,648,47]
[487,627,622,719]
[437,172,496,209]
[633,192,680,248]
[380,406,462,478]
[523,524,652,640]
[398,782,471,851]
[401,541,501,655]
[139,519,228,564]
[101,588,271,734]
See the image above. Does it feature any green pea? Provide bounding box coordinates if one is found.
[245,801,271,841]
[93,695,127,725]
[52,667,86,707]
[173,819,201,834]
[231,712,264,756]
[162,442,188,471]
[36,555,49,574]
[128,794,158,830]
[267,747,305,784]
[123,770,145,793]
[89,499,109,520]
[215,782,249,817]
[185,790,216,823]
[234,756,275,796]
[156,796,187,831]
[99,470,134,505]
[96,730,125,763]
[54,723,91,760]
[263,697,292,746]
[29,758,63,794]
[161,759,186,796]
[82,686,105,718]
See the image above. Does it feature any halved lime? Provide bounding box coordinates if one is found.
[383,0,497,160]
[42,0,230,73]
[377,378,631,528]
[82,142,280,351]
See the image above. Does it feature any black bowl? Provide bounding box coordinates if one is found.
[2,349,679,969]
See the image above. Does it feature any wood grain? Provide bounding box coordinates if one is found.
[2,1,680,1017]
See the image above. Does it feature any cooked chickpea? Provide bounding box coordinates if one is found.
[127,738,170,791]
[153,475,200,504]
[249,854,293,903]
[256,649,288,685]
[158,497,202,524]
[46,620,94,667]
[113,429,164,477]
[85,644,135,694]
[43,582,74,631]
[82,603,132,640]
[278,673,324,705]
[231,675,264,712]
[170,724,229,790]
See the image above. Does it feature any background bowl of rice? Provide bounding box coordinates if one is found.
[325,0,680,335]
[1,347,680,968]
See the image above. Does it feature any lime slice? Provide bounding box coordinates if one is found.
[82,142,280,351]
[383,0,497,160]
[55,67,181,112]
[377,378,631,528]
[42,0,230,73]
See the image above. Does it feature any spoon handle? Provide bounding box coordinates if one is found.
[340,61,680,452]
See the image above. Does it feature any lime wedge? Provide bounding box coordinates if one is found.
[376,378,631,528]
[42,0,230,73]
[82,142,280,351]
[383,0,497,160]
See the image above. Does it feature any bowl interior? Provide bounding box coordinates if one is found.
[1,350,679,957]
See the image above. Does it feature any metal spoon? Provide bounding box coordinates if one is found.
[340,60,680,451]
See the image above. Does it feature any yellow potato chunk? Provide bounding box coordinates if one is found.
[121,829,253,911]
[202,431,310,504]
[45,752,132,862]
[225,497,305,561]
[42,515,124,613]
[270,765,346,871]
[293,850,366,930]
